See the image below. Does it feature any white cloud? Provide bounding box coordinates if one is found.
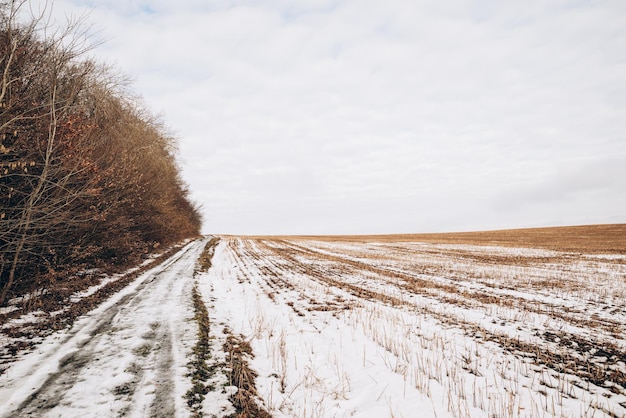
[37,0,626,234]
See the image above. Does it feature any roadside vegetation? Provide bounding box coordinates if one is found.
[187,237,272,418]
[0,0,201,310]
[186,238,221,417]
[187,284,214,417]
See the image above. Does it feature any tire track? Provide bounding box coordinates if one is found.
[0,239,207,418]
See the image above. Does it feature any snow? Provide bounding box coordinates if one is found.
[197,241,442,417]
[0,239,206,418]
[196,237,626,418]
[1,235,625,417]
[0,306,18,315]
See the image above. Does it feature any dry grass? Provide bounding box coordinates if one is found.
[223,331,272,418]
[185,285,213,417]
[195,237,221,274]
[216,229,626,417]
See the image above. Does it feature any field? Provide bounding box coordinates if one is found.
[1,225,624,417]
[198,225,626,417]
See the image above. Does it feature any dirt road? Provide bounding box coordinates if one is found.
[0,239,207,418]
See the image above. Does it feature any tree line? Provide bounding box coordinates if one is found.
[0,0,202,306]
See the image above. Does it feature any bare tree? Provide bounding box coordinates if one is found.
[0,0,97,304]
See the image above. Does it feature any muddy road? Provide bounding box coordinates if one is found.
[0,239,207,418]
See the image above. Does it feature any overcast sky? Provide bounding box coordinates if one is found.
[42,0,626,235]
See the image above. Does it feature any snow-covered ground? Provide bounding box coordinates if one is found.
[0,239,206,418]
[197,238,626,418]
[1,235,625,417]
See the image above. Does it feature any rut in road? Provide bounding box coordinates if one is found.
[0,239,208,418]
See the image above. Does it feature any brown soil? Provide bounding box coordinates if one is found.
[244,224,626,254]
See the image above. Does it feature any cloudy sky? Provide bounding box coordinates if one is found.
[41,0,626,235]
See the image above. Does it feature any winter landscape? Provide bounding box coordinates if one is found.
[2,0,626,417]
[1,225,625,417]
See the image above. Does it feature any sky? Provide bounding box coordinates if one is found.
[35,0,626,235]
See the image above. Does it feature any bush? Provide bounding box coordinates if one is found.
[0,0,202,305]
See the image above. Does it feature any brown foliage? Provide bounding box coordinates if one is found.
[0,0,202,306]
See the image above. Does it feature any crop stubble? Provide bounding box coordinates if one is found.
[221,224,626,417]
